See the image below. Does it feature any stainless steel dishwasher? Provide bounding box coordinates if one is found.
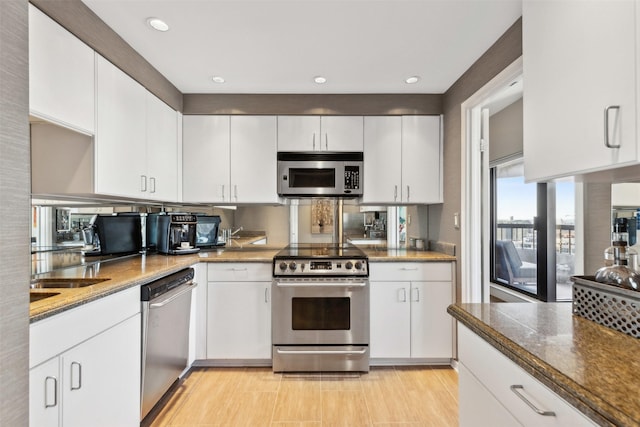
[140,267,196,421]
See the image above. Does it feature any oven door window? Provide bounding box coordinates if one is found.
[289,168,335,188]
[291,297,350,330]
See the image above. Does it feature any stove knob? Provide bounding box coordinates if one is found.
[345,261,354,270]
[289,262,297,271]
[279,262,287,271]
[355,261,363,270]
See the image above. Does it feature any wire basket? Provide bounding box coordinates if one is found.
[571,276,640,339]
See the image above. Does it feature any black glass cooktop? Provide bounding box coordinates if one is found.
[274,243,366,259]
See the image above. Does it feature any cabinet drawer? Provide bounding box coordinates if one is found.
[370,262,452,282]
[458,324,596,426]
[208,262,272,282]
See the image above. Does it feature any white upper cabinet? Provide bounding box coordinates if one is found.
[363,116,403,203]
[95,55,179,201]
[363,116,442,204]
[182,115,278,204]
[29,4,95,134]
[145,92,179,201]
[95,55,147,198]
[277,116,364,151]
[523,0,638,182]
[230,116,279,203]
[183,116,231,203]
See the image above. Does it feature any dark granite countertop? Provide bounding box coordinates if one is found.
[448,302,640,426]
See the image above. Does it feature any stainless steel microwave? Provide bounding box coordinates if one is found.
[277,152,363,197]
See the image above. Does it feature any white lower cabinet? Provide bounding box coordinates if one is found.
[369,262,454,362]
[206,263,271,360]
[29,287,140,427]
[458,323,597,427]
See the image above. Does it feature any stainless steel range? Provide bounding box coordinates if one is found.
[271,243,369,372]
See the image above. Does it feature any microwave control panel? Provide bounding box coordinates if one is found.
[344,166,360,190]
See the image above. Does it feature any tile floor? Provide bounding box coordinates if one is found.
[149,366,459,426]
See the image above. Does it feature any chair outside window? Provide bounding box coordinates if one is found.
[495,240,537,286]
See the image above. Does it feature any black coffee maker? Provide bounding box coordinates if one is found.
[148,213,200,255]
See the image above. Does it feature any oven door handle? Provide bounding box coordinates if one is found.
[274,281,368,287]
[275,348,368,355]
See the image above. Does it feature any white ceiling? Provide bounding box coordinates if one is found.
[81,0,522,95]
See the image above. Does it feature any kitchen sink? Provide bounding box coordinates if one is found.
[29,292,60,303]
[30,278,109,289]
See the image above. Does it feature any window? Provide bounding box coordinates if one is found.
[490,158,575,302]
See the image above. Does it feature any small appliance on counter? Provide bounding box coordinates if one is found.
[84,213,143,256]
[147,213,200,255]
[195,214,222,249]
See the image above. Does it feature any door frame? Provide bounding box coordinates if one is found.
[460,57,523,303]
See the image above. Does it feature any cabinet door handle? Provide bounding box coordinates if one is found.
[510,385,556,417]
[150,177,156,193]
[394,185,398,201]
[410,287,420,302]
[221,184,225,201]
[398,288,407,302]
[604,105,621,148]
[234,185,238,201]
[140,175,147,192]
[44,376,58,408]
[264,287,270,303]
[407,185,410,202]
[313,133,316,150]
[325,133,328,150]
[70,361,82,391]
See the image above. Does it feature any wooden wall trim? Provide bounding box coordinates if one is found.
[183,93,443,115]
[30,0,183,111]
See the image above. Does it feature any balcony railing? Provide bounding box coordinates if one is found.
[496,223,575,254]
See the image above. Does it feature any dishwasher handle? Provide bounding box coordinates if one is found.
[149,282,197,308]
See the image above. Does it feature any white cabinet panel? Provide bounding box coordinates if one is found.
[320,116,364,151]
[363,116,442,204]
[29,358,60,427]
[523,0,637,181]
[29,4,95,134]
[95,55,147,198]
[401,116,442,204]
[182,115,231,203]
[410,281,453,359]
[206,281,271,359]
[277,116,320,151]
[230,116,279,203]
[63,315,140,427]
[363,116,402,203]
[146,93,179,201]
[370,282,411,358]
[277,116,363,152]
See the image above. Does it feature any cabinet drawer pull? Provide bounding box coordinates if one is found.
[510,385,556,417]
[70,361,82,390]
[399,267,418,271]
[604,105,621,148]
[44,376,57,408]
[228,268,248,272]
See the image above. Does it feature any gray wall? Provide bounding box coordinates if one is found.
[0,1,30,425]
[431,17,523,302]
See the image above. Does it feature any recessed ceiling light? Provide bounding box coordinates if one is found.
[314,76,327,84]
[211,76,226,84]
[147,17,169,32]
[405,76,420,84]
